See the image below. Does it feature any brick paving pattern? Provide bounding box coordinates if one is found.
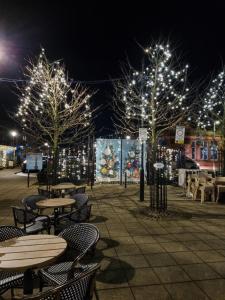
[1,168,225,299]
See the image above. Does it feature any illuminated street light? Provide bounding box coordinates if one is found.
[10,130,18,146]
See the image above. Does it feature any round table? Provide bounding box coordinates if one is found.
[36,198,75,209]
[51,184,86,197]
[38,184,86,197]
[0,234,67,295]
[36,198,75,234]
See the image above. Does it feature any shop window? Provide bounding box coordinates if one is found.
[191,141,196,160]
[210,141,218,160]
[200,141,208,160]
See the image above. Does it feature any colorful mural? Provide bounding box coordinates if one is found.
[96,139,146,183]
[96,139,121,182]
[122,139,141,182]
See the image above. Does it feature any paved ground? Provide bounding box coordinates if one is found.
[1,168,225,299]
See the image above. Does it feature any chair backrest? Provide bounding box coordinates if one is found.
[0,225,25,242]
[24,264,99,300]
[38,187,51,198]
[72,194,89,209]
[22,195,47,210]
[75,186,86,194]
[11,206,35,228]
[58,223,99,259]
[70,204,92,223]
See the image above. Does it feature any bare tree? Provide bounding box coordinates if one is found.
[113,42,192,162]
[113,42,193,213]
[15,49,93,180]
[197,69,225,174]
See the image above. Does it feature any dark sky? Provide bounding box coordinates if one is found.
[0,0,225,137]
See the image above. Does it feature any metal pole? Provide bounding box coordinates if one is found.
[125,170,127,188]
[140,141,144,201]
[120,138,123,185]
[213,122,216,176]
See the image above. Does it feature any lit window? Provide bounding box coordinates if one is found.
[191,141,196,160]
[210,141,218,160]
[200,141,208,160]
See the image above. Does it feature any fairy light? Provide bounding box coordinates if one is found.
[197,70,225,129]
[16,48,92,133]
[120,43,190,134]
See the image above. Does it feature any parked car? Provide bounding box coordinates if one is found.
[184,157,200,169]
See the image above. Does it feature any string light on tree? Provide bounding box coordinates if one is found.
[114,42,192,162]
[15,49,94,183]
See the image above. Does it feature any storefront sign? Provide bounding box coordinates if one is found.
[153,162,164,169]
[139,128,148,141]
[175,126,185,144]
[26,153,43,171]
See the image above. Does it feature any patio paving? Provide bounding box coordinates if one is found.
[1,168,225,299]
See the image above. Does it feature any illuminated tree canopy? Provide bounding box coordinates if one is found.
[197,70,225,132]
[15,48,93,151]
[113,42,192,159]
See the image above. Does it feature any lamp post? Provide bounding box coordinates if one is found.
[10,130,17,146]
[213,121,220,175]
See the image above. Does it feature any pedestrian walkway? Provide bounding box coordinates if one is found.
[1,169,225,299]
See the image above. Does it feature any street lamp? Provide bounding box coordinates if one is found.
[213,121,220,175]
[10,130,18,146]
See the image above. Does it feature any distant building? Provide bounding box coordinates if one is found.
[184,132,221,171]
[0,145,16,168]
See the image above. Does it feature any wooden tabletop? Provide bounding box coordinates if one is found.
[51,184,78,190]
[36,198,75,209]
[38,184,86,191]
[0,234,66,272]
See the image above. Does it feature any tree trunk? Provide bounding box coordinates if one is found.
[52,137,59,185]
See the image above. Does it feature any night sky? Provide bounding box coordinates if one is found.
[0,1,225,138]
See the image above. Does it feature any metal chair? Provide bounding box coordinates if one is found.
[54,204,92,234]
[39,224,100,288]
[0,226,25,296]
[11,206,51,234]
[72,194,89,209]
[22,195,47,211]
[38,187,51,198]
[25,264,100,300]
[70,186,86,198]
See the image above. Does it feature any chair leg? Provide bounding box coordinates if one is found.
[39,274,43,292]
[94,287,100,300]
[10,287,14,298]
[201,189,205,204]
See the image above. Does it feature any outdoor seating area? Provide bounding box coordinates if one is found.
[3,170,225,299]
[0,179,100,299]
[186,172,225,204]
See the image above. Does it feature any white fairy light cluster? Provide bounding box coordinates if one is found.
[121,44,189,131]
[197,71,225,129]
[16,48,91,130]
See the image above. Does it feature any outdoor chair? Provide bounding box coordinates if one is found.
[192,175,215,203]
[39,224,100,289]
[0,226,25,296]
[11,206,51,234]
[22,195,47,212]
[24,264,100,300]
[54,204,92,234]
[69,187,86,199]
[70,193,89,209]
[38,187,51,198]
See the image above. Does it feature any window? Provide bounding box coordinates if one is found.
[200,141,208,160]
[210,141,218,160]
[191,141,196,160]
